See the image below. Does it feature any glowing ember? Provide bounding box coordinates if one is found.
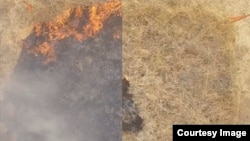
[32,42,55,65]
[25,0,121,64]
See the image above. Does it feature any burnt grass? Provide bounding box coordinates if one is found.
[122,78,143,133]
[1,12,122,141]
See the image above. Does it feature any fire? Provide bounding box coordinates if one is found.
[27,42,56,65]
[75,7,83,18]
[25,0,121,64]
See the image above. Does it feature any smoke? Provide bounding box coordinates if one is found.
[0,9,122,141]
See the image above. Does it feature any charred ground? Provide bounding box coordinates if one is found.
[1,2,122,141]
[122,78,143,132]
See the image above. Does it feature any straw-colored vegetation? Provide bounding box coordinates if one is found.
[1,0,250,141]
[122,0,245,140]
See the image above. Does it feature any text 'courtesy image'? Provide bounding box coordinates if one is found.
[0,0,122,141]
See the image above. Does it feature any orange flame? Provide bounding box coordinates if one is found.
[26,0,121,64]
[32,42,56,65]
[75,7,83,18]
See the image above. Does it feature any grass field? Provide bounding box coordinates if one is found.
[123,0,250,140]
[0,0,250,141]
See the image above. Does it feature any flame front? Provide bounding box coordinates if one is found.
[26,0,121,65]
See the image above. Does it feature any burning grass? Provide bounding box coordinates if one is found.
[0,0,99,96]
[123,0,238,140]
[0,0,122,140]
[24,0,121,64]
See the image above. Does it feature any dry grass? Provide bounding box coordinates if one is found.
[123,0,239,140]
[0,0,249,140]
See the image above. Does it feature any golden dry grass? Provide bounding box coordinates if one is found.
[1,0,250,140]
[123,0,240,140]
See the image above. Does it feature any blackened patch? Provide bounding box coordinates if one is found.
[1,4,122,141]
[122,78,143,132]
